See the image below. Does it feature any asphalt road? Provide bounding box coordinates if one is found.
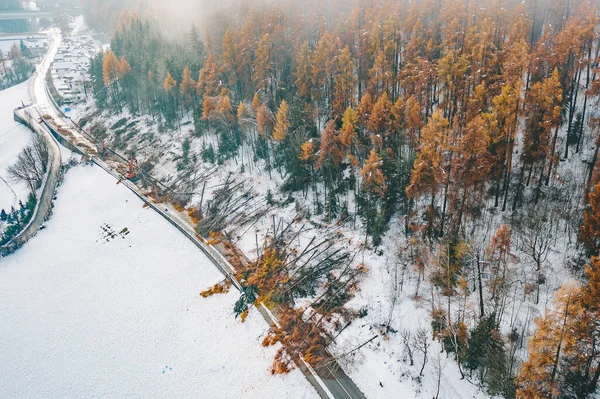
[6,30,62,248]
[0,12,53,20]
[12,108,60,245]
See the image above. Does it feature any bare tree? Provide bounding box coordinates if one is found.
[514,203,560,271]
[512,203,558,304]
[415,327,430,377]
[401,329,414,366]
[433,353,445,399]
[8,134,48,193]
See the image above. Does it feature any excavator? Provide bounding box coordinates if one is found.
[125,155,139,180]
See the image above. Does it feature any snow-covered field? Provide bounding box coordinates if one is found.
[0,80,32,212]
[0,164,317,399]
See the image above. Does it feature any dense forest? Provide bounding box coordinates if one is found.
[79,0,600,397]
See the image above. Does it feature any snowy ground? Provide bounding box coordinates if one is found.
[0,80,32,212]
[0,164,317,399]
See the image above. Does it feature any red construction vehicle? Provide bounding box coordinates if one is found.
[125,155,138,180]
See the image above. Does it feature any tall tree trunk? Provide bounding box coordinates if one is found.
[512,166,525,212]
[549,294,572,398]
[477,253,485,319]
[584,136,600,202]
[565,65,582,159]
[546,124,561,186]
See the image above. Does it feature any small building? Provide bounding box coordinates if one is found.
[53,61,75,78]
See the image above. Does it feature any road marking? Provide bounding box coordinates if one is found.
[326,365,353,399]
[300,357,335,399]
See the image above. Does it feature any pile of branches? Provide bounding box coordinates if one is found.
[199,214,369,372]
[196,174,268,236]
[230,217,368,372]
[161,163,216,207]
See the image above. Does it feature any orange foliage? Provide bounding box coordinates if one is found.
[187,207,203,225]
[298,140,315,162]
[207,231,223,245]
[200,279,232,298]
[272,100,289,141]
[360,149,387,198]
[263,307,330,374]
[243,247,287,305]
[580,182,600,256]
[163,72,176,93]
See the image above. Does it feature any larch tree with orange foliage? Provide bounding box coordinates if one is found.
[162,72,178,124]
[163,72,176,93]
[179,66,196,109]
[367,92,394,150]
[333,45,357,116]
[312,31,340,122]
[256,103,274,176]
[315,120,345,221]
[197,54,220,98]
[272,100,289,142]
[487,82,522,210]
[294,41,312,102]
[449,114,493,231]
[253,34,274,105]
[406,110,451,240]
[516,68,562,209]
[518,266,600,399]
[517,284,581,399]
[102,50,120,87]
[580,182,600,257]
[221,28,237,90]
[360,148,388,244]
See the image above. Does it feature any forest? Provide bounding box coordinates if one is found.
[78,0,600,397]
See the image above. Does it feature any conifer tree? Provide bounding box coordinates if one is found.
[221,28,237,88]
[333,45,356,116]
[253,33,274,103]
[361,148,387,199]
[251,93,261,113]
[294,41,312,101]
[197,54,220,98]
[180,66,196,107]
[406,110,450,238]
[580,182,600,257]
[360,148,388,244]
[163,72,176,92]
[102,50,119,86]
[367,92,394,149]
[517,283,594,398]
[272,100,290,142]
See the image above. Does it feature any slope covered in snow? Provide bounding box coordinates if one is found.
[0,80,32,212]
[0,164,317,399]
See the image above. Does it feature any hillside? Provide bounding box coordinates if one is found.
[61,0,600,397]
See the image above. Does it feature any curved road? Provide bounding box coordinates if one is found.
[11,108,61,245]
[3,31,62,249]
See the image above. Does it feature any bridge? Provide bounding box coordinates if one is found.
[0,11,53,21]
